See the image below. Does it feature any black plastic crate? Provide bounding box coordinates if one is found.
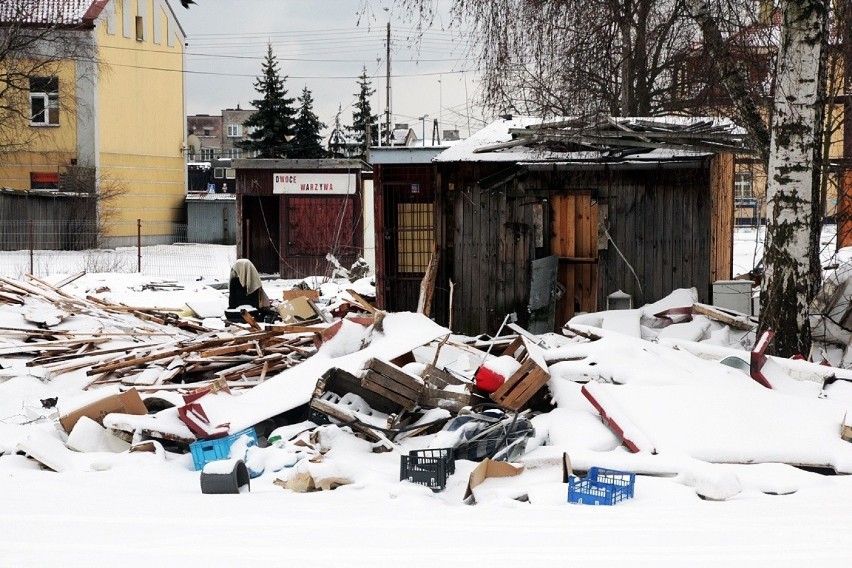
[399,448,455,491]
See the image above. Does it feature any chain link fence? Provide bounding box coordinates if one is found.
[0,219,236,281]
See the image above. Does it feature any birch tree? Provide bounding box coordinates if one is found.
[759,0,829,356]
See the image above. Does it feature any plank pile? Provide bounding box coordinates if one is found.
[0,274,321,392]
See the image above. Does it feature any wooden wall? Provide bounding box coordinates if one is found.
[597,165,714,306]
[435,164,537,334]
[433,157,732,334]
[710,153,735,283]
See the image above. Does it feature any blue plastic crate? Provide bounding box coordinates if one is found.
[568,467,635,506]
[190,427,258,472]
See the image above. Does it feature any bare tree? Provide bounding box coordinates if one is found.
[398,0,708,117]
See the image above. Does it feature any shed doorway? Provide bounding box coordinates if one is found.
[382,182,435,312]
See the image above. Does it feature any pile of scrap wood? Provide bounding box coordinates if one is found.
[3,273,562,468]
[0,274,337,393]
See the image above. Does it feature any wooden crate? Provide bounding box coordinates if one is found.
[312,367,401,415]
[420,364,473,413]
[361,358,424,412]
[489,358,550,411]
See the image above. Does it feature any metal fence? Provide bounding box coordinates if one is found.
[0,219,237,280]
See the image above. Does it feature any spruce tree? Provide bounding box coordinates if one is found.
[350,67,378,161]
[238,44,296,159]
[290,86,327,159]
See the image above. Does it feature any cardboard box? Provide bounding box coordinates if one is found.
[277,296,321,324]
[282,289,320,301]
[59,388,148,433]
[463,458,524,504]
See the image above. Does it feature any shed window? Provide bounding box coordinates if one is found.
[397,203,434,272]
[30,77,59,126]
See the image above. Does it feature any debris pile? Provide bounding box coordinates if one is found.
[2,274,852,505]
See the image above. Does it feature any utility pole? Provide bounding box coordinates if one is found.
[386,21,392,145]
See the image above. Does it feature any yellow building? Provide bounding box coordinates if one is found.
[0,0,186,244]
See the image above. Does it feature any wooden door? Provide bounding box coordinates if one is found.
[551,193,598,325]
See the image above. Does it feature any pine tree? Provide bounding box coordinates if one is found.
[290,86,327,159]
[238,44,296,159]
[349,67,378,160]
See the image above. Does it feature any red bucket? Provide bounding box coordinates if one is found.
[475,366,506,393]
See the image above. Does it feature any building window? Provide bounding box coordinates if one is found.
[735,173,754,200]
[226,124,242,137]
[135,16,144,41]
[203,128,212,137]
[30,77,59,126]
[200,148,216,161]
[30,172,60,190]
[227,148,242,159]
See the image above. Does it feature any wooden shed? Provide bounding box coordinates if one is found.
[233,159,368,277]
[370,146,450,312]
[422,116,746,335]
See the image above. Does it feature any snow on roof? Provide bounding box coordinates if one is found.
[435,115,747,163]
[0,0,105,25]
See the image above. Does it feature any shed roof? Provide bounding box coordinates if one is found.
[434,115,749,164]
[231,158,368,171]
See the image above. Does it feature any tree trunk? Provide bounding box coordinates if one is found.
[759,0,829,357]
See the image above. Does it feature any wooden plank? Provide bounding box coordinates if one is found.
[199,342,256,358]
[692,302,756,331]
[366,358,422,388]
[419,388,471,413]
[53,271,86,289]
[422,364,463,389]
[241,309,262,330]
[87,331,276,375]
[362,370,421,403]
[346,288,377,314]
[672,181,684,292]
[308,397,389,445]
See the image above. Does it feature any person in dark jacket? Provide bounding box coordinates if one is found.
[228,259,269,310]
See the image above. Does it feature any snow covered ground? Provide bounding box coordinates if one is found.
[1,226,851,567]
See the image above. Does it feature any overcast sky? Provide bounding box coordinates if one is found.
[176,0,491,140]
